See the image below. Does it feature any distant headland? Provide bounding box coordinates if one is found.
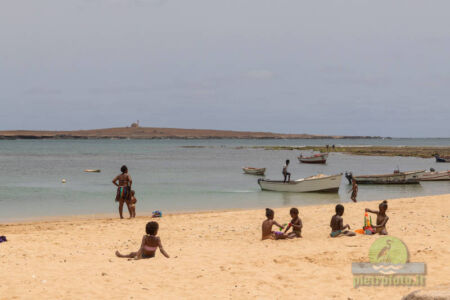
[0,127,383,140]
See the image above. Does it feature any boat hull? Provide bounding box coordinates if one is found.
[243,168,266,175]
[435,156,450,163]
[258,174,342,193]
[298,153,328,164]
[418,171,450,181]
[353,170,424,184]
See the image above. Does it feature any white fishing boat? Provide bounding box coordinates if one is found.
[352,170,425,184]
[243,167,266,175]
[258,173,342,193]
[298,153,328,164]
[418,170,450,181]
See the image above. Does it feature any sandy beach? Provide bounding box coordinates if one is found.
[1,194,449,299]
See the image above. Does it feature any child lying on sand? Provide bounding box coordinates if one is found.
[365,200,389,235]
[116,221,169,259]
[284,207,302,238]
[262,208,287,240]
[330,204,355,237]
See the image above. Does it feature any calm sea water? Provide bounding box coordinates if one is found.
[0,138,449,221]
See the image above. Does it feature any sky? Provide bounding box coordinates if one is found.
[1,0,449,137]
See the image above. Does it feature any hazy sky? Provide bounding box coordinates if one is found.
[1,0,449,137]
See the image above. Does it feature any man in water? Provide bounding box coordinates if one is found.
[282,159,291,182]
[112,165,133,219]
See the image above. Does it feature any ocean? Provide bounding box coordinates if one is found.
[0,138,449,221]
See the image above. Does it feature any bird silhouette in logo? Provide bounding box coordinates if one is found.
[377,239,392,263]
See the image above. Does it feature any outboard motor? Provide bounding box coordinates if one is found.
[430,168,435,172]
[345,172,353,185]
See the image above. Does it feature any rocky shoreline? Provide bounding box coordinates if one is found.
[242,145,450,158]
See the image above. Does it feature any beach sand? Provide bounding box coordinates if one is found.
[1,194,449,299]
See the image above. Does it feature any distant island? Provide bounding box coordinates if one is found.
[0,127,383,140]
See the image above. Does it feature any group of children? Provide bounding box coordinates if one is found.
[115,199,389,260]
[262,207,302,240]
[113,163,389,259]
[262,199,389,240]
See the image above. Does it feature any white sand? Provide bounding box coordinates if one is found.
[1,194,449,299]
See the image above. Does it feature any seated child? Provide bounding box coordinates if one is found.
[130,190,137,218]
[116,221,170,259]
[365,200,389,235]
[330,204,355,237]
[262,208,287,240]
[284,207,303,238]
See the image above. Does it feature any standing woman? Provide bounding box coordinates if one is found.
[112,165,133,219]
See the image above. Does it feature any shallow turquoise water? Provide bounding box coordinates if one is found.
[0,139,449,221]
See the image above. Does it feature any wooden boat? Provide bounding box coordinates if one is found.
[243,167,266,175]
[351,170,425,184]
[84,169,101,173]
[258,173,342,193]
[435,155,450,163]
[418,170,450,181]
[298,153,328,164]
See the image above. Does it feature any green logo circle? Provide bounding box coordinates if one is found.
[369,236,408,264]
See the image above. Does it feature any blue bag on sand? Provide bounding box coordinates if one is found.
[152,210,162,218]
[0,236,7,243]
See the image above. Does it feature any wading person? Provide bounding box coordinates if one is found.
[350,178,358,202]
[112,165,133,219]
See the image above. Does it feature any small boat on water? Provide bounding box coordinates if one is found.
[84,169,101,173]
[418,169,450,181]
[243,167,266,175]
[350,170,425,184]
[258,173,342,193]
[298,153,328,164]
[435,154,450,163]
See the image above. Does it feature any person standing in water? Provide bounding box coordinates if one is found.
[350,178,358,202]
[112,165,133,219]
[282,159,291,182]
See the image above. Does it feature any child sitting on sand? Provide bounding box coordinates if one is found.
[365,200,389,235]
[130,190,137,218]
[330,204,355,237]
[116,221,169,259]
[284,207,302,238]
[262,208,287,240]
